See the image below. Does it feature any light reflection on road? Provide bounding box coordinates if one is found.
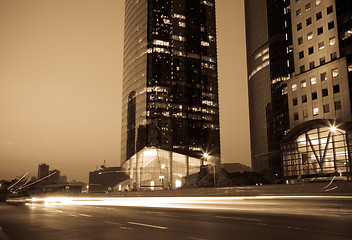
[14,195,352,218]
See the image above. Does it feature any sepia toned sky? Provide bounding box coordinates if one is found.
[0,0,249,182]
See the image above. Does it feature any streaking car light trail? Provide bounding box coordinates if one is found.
[14,195,352,218]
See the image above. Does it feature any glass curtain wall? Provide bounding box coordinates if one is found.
[282,126,351,179]
[122,147,201,190]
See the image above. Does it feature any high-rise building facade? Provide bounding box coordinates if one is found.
[245,0,292,174]
[245,0,352,181]
[121,0,221,189]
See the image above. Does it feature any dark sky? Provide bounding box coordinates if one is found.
[0,0,249,182]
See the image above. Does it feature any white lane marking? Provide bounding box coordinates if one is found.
[55,210,63,213]
[215,216,262,222]
[127,221,168,230]
[69,214,77,217]
[78,214,93,218]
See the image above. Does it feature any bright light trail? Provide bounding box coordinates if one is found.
[19,195,352,218]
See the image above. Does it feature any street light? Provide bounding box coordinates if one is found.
[329,125,337,133]
[203,153,216,188]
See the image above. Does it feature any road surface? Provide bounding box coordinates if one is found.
[0,195,351,240]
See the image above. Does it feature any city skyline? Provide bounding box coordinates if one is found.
[0,0,249,182]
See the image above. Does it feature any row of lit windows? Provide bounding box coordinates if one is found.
[248,60,270,80]
[292,68,339,91]
[147,110,216,122]
[293,101,342,120]
[295,4,332,19]
[295,0,323,8]
[201,1,213,7]
[147,48,216,63]
[298,31,336,47]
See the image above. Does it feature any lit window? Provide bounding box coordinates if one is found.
[332,68,339,77]
[322,88,328,97]
[323,104,329,113]
[153,40,170,46]
[313,107,319,116]
[348,65,352,72]
[172,13,186,19]
[201,1,214,7]
[316,12,322,20]
[317,27,323,35]
[201,41,210,47]
[301,80,306,88]
[328,21,335,30]
[316,0,321,6]
[305,3,311,11]
[152,47,170,54]
[320,72,327,81]
[306,17,312,26]
[343,29,352,40]
[179,22,186,27]
[329,37,336,45]
[172,35,186,41]
[307,32,313,40]
[296,9,302,16]
[334,101,341,110]
[282,87,288,95]
[318,41,324,50]
[327,5,333,15]
[311,76,317,85]
[292,84,297,91]
[333,84,340,93]
[201,62,215,70]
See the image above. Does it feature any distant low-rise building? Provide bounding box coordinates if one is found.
[89,166,129,193]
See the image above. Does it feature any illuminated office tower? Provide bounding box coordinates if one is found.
[121,0,220,190]
[245,0,352,181]
[245,0,293,174]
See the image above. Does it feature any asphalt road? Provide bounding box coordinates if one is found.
[0,196,351,240]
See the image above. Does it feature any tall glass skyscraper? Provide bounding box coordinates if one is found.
[121,0,220,190]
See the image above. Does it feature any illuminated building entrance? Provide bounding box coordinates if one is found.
[282,120,352,180]
[122,147,202,190]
